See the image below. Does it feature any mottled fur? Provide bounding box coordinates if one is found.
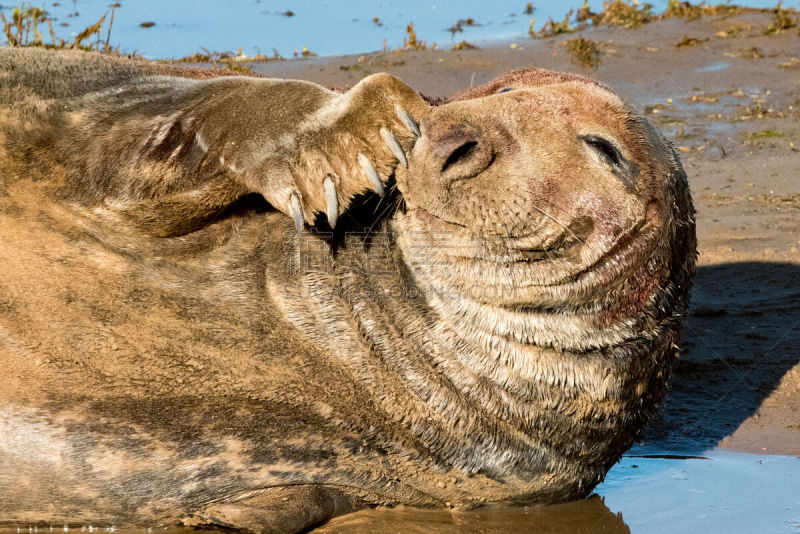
[0,48,696,532]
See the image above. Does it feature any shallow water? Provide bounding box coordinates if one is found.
[694,61,732,73]
[599,448,800,533]
[2,0,796,59]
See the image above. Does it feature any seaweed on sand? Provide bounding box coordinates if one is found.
[763,2,797,35]
[566,36,601,68]
[2,1,120,53]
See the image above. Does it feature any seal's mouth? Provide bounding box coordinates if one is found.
[560,204,656,285]
[505,216,595,263]
[405,200,661,291]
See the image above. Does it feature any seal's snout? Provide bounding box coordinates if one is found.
[414,115,494,184]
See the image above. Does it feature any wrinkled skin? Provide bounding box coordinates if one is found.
[0,49,696,532]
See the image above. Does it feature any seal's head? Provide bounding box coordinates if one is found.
[396,68,695,345]
[385,68,696,497]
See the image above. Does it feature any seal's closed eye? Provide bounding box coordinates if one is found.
[581,135,623,168]
[497,87,514,94]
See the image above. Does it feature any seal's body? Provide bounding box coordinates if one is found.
[0,48,696,532]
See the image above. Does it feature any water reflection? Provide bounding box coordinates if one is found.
[317,494,629,533]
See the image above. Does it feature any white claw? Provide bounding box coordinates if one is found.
[380,127,408,168]
[290,193,303,233]
[358,153,384,197]
[395,104,421,137]
[323,176,338,229]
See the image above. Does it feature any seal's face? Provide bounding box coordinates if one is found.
[374,71,695,500]
[396,71,684,316]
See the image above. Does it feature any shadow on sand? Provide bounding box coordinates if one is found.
[641,261,800,453]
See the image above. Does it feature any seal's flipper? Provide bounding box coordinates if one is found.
[16,66,431,236]
[183,485,357,534]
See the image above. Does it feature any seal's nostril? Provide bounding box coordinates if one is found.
[419,118,493,183]
[441,140,478,173]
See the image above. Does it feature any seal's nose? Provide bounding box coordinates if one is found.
[414,116,494,184]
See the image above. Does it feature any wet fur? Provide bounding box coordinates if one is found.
[0,48,696,532]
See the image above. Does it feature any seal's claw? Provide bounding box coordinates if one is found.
[395,104,421,137]
[380,127,408,168]
[358,153,384,197]
[323,176,338,229]
[290,193,303,233]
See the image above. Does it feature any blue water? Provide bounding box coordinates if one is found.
[1,0,797,59]
[598,447,800,533]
